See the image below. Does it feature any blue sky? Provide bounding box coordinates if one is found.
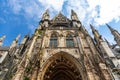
[0,0,120,46]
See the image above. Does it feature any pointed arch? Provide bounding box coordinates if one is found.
[39,51,87,80]
[65,31,75,37]
[50,31,59,36]
[66,34,74,47]
[49,33,58,47]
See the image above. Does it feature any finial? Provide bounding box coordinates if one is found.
[71,9,79,20]
[90,24,103,41]
[58,11,62,14]
[0,35,6,41]
[0,35,6,46]
[15,34,21,42]
[106,24,114,32]
[90,24,96,33]
[71,9,76,15]
[10,34,21,48]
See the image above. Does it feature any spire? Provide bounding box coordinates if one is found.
[90,24,96,33]
[106,24,120,46]
[0,35,6,46]
[90,24,100,36]
[10,34,21,48]
[90,24,103,44]
[41,9,50,28]
[106,24,114,32]
[42,9,49,20]
[71,9,79,20]
[15,34,20,42]
[71,10,81,28]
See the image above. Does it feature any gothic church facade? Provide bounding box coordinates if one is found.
[0,10,120,80]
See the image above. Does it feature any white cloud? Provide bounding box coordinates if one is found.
[38,0,65,12]
[7,0,41,34]
[61,0,120,29]
[8,0,43,19]
[4,0,120,45]
[66,0,87,21]
[95,0,120,25]
[8,0,22,14]
[8,0,120,28]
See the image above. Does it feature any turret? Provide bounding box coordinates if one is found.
[42,9,49,20]
[71,10,81,28]
[41,9,50,28]
[71,10,79,21]
[0,35,6,47]
[106,24,120,47]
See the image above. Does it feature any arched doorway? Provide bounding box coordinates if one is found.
[40,52,84,80]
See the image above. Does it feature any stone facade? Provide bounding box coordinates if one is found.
[0,10,120,80]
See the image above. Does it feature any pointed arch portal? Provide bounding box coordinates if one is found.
[41,52,84,80]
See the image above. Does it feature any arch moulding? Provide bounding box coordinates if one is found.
[38,51,88,80]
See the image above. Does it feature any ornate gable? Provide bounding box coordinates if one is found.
[51,12,70,24]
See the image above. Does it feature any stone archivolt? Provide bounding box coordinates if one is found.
[41,52,83,80]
